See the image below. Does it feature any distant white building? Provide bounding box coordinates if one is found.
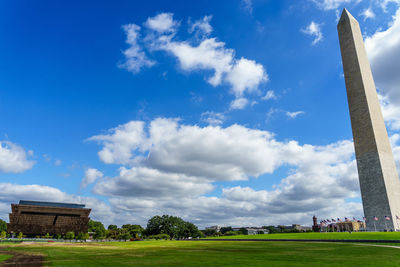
[232,227,268,235]
[205,225,221,232]
[247,227,267,235]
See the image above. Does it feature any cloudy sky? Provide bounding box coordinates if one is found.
[1,0,400,228]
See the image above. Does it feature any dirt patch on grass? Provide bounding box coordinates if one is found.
[0,248,44,266]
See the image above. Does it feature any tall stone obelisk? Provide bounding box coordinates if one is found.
[338,9,400,231]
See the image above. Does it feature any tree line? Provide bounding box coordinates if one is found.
[0,217,311,240]
[0,215,202,240]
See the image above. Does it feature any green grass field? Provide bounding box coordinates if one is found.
[0,254,12,262]
[2,239,400,266]
[205,232,400,240]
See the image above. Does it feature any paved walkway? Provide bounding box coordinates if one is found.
[353,243,400,249]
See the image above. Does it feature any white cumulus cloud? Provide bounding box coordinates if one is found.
[120,12,268,108]
[361,7,375,20]
[81,168,104,188]
[365,8,400,130]
[165,37,234,86]
[93,167,213,198]
[83,117,378,227]
[145,13,178,33]
[225,58,267,97]
[302,21,323,45]
[87,121,148,165]
[0,141,35,173]
[89,118,356,183]
[119,24,155,73]
[381,0,400,11]
[230,97,249,110]
[262,90,277,100]
[312,0,356,10]
[188,15,213,35]
[286,111,304,119]
[201,111,225,125]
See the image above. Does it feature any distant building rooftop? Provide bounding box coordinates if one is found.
[18,200,85,209]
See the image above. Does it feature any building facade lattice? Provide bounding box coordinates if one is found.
[8,200,91,236]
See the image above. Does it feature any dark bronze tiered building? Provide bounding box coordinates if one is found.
[8,200,91,236]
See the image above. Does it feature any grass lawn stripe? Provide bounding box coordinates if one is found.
[0,254,13,262]
[3,240,400,266]
[205,232,400,240]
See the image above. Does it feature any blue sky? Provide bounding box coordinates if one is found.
[1,0,400,227]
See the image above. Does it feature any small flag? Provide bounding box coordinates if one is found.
[337,218,342,222]
[385,216,391,221]
[327,219,331,223]
[345,217,350,222]
[353,217,356,221]
[374,216,378,221]
[332,218,336,222]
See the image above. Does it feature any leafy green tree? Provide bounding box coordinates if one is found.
[17,232,23,239]
[224,231,239,236]
[146,215,199,239]
[44,233,51,239]
[148,234,170,240]
[76,232,89,240]
[76,232,84,240]
[197,230,205,238]
[220,227,233,234]
[65,232,75,240]
[264,226,278,234]
[203,229,217,237]
[106,229,119,240]
[122,224,143,238]
[0,231,6,239]
[0,219,7,232]
[117,229,131,240]
[108,224,118,230]
[238,228,248,235]
[88,220,106,239]
[177,221,199,238]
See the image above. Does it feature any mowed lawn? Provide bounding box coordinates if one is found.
[0,254,12,262]
[2,240,400,266]
[206,232,400,240]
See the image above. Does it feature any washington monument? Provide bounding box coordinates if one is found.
[338,9,400,231]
